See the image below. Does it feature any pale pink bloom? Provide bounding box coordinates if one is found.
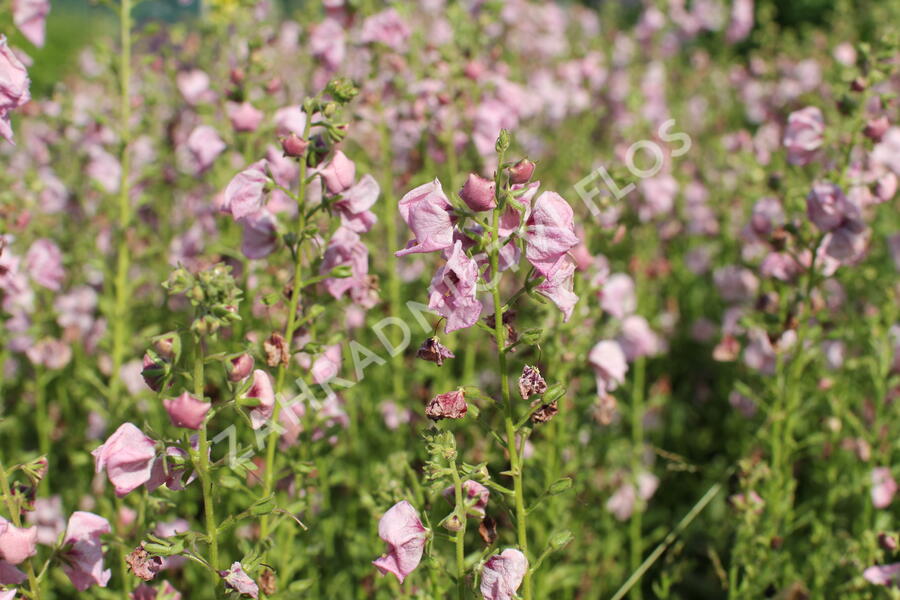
[807,182,856,232]
[872,467,897,509]
[535,258,578,321]
[864,116,890,142]
[607,472,658,521]
[714,265,758,303]
[227,354,254,382]
[743,329,776,375]
[823,217,868,263]
[480,549,528,600]
[360,8,411,51]
[637,174,678,222]
[309,19,346,70]
[163,392,210,430]
[224,160,269,220]
[760,252,802,282]
[146,446,192,493]
[55,285,98,334]
[226,101,264,133]
[220,563,257,598]
[783,106,824,166]
[0,587,17,598]
[888,233,900,271]
[186,125,225,173]
[525,191,579,278]
[26,495,65,545]
[320,227,370,302]
[875,172,897,203]
[239,210,278,260]
[176,69,211,105]
[246,370,276,430]
[26,338,72,370]
[864,563,900,586]
[312,345,342,384]
[822,340,845,370]
[0,518,37,564]
[25,238,64,291]
[273,106,306,137]
[750,196,784,237]
[91,423,157,497]
[335,174,379,233]
[13,0,50,47]
[0,35,30,143]
[85,146,122,193]
[873,127,900,175]
[833,42,856,66]
[459,173,496,212]
[442,480,490,518]
[618,315,662,360]
[131,581,182,599]
[589,340,628,392]
[380,401,412,430]
[600,273,636,318]
[320,150,356,194]
[60,511,111,591]
[428,240,482,333]
[725,0,753,43]
[372,500,427,584]
[396,179,455,257]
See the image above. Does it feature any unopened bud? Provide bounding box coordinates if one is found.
[508,159,535,184]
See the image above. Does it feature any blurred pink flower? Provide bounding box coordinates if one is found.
[25,238,64,291]
[372,500,427,583]
[783,106,824,166]
[600,273,636,318]
[60,511,111,591]
[618,315,662,360]
[186,125,225,173]
[589,340,628,392]
[239,209,278,260]
[227,101,264,133]
[872,467,897,509]
[864,563,900,586]
[13,0,50,47]
[480,548,528,600]
[312,345,342,384]
[0,35,30,143]
[360,8,411,51]
[224,160,269,220]
[176,69,211,105]
[725,0,753,43]
[91,423,157,497]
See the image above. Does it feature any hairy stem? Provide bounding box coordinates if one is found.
[193,335,220,574]
[0,460,41,599]
[450,454,468,600]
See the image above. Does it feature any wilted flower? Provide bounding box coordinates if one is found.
[126,546,164,581]
[219,562,258,598]
[425,390,467,420]
[372,500,427,584]
[518,365,547,399]
[442,480,490,518]
[415,337,455,366]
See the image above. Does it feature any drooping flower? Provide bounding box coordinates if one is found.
[220,562,258,598]
[534,257,578,321]
[425,390,467,420]
[864,563,900,586]
[518,365,548,399]
[162,392,210,430]
[224,161,270,220]
[415,337,455,366]
[0,518,37,564]
[525,191,579,278]
[334,174,379,233]
[427,240,482,333]
[480,549,528,600]
[311,345,342,384]
[442,480,490,518]
[91,423,157,497]
[459,173,496,212]
[245,370,276,430]
[13,0,51,47]
[372,501,427,584]
[396,179,455,257]
[589,340,628,392]
[319,150,356,194]
[783,106,824,166]
[60,512,112,591]
[186,125,226,173]
[239,210,278,260]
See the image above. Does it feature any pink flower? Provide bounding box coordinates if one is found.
[309,18,346,70]
[873,127,900,175]
[589,340,628,392]
[743,329,776,375]
[806,182,856,232]
[227,354,254,382]
[428,240,483,333]
[25,238,64,291]
[600,273,636,318]
[534,258,578,321]
[360,8,411,51]
[0,518,37,564]
[312,345,342,384]
[714,266,758,303]
[425,389,468,420]
[273,105,306,137]
[442,480,490,518]
[320,227,370,302]
[26,496,65,545]
[459,173,496,212]
[396,179,455,257]
[245,370,276,430]
[618,315,662,360]
[60,511,112,591]
[725,0,753,43]
[186,125,226,173]
[91,423,157,497]
[372,500,427,584]
[26,338,72,370]
[320,150,356,194]
[783,106,824,166]
[480,549,528,600]
[0,35,30,144]
[176,69,211,105]
[872,467,897,509]
[334,174,379,233]
[130,581,182,600]
[224,160,269,221]
[239,210,278,260]
[226,101,264,133]
[525,191,579,278]
[864,563,900,586]
[0,560,25,585]
[163,392,210,430]
[13,0,50,47]
[86,146,122,193]
[220,562,258,598]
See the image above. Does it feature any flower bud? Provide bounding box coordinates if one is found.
[879,532,899,551]
[508,159,535,184]
[152,333,181,362]
[281,134,309,158]
[227,353,255,382]
[864,116,890,142]
[141,352,168,392]
[459,173,496,212]
[162,392,210,430]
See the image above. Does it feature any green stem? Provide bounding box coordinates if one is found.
[260,109,313,540]
[0,460,41,599]
[629,355,646,600]
[109,0,133,414]
[378,114,404,400]
[193,335,220,573]
[450,455,467,600]
[488,147,531,600]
